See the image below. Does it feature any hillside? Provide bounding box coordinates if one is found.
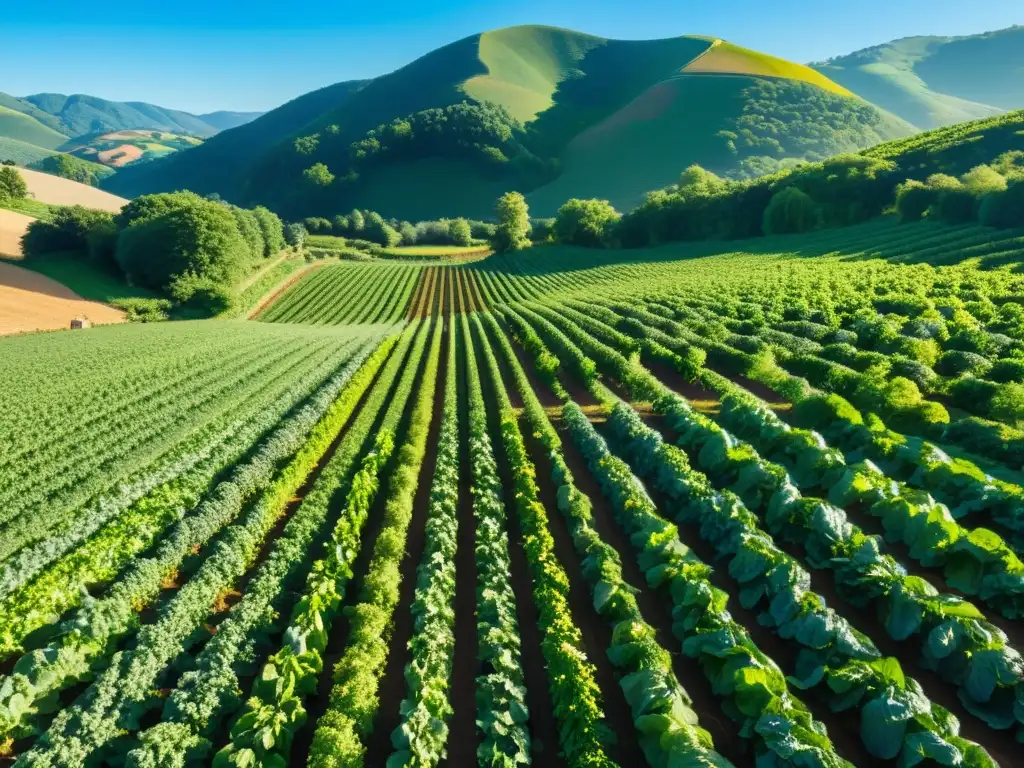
[812,26,1024,129]
[16,167,128,212]
[104,80,368,199]
[106,25,913,219]
[0,106,68,151]
[0,92,264,144]
[63,130,204,168]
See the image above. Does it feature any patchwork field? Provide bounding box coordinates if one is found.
[2,218,1024,768]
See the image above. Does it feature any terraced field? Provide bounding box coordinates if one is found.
[2,218,1024,768]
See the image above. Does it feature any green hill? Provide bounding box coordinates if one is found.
[106,25,911,219]
[0,106,69,150]
[812,26,1024,129]
[0,136,59,166]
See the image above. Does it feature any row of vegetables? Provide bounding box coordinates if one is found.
[0,337,358,647]
[214,318,433,767]
[0,332,390,756]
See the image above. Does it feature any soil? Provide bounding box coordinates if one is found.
[0,209,33,258]
[0,261,125,335]
[363,270,449,766]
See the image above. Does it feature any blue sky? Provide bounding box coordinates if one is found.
[3,1,1019,114]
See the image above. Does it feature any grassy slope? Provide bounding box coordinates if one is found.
[0,136,58,166]
[812,28,1024,129]
[461,26,606,122]
[685,40,853,96]
[0,107,69,151]
[862,108,1024,178]
[8,253,159,304]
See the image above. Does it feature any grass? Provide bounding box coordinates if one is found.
[305,234,349,250]
[0,197,56,221]
[0,107,68,151]
[0,137,58,166]
[382,244,490,256]
[685,40,854,97]
[4,252,159,304]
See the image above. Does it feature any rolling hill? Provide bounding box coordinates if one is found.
[811,25,1024,129]
[104,25,915,219]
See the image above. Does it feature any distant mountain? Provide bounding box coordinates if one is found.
[197,111,266,132]
[106,80,369,198]
[104,26,912,219]
[0,91,264,144]
[812,26,1024,129]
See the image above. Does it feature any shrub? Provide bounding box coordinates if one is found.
[21,206,115,260]
[990,383,1024,427]
[895,180,934,222]
[0,166,27,200]
[980,181,1024,229]
[530,218,555,244]
[169,274,236,316]
[988,359,1024,384]
[109,297,172,322]
[447,218,472,246]
[303,217,333,234]
[935,350,991,377]
[363,212,401,247]
[762,187,820,235]
[553,198,620,247]
[889,357,938,391]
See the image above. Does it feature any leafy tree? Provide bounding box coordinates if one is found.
[398,221,417,245]
[22,206,115,262]
[491,192,531,253]
[302,216,332,233]
[295,134,320,155]
[284,222,307,247]
[302,163,334,187]
[363,211,401,247]
[252,206,285,256]
[116,191,206,232]
[554,198,620,247]
[349,209,365,232]
[447,218,472,246]
[0,166,27,200]
[228,206,265,263]
[762,187,820,234]
[115,198,249,296]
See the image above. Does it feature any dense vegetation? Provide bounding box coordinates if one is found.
[29,153,114,186]
[20,190,287,315]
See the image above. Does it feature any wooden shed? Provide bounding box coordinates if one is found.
[70,317,92,330]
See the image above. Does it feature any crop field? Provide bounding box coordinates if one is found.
[3,218,1024,768]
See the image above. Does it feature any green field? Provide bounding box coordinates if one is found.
[0,106,68,151]
[3,205,1024,767]
[0,136,58,166]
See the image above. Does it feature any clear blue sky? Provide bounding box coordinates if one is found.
[3,1,1019,114]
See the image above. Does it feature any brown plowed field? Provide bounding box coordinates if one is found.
[0,261,125,335]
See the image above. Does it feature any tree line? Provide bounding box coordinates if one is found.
[301,210,494,249]
[486,149,1024,253]
[19,191,288,316]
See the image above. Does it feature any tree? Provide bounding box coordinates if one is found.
[302,163,334,187]
[554,198,620,247]
[363,211,401,247]
[530,218,555,244]
[116,191,206,232]
[252,206,285,256]
[22,206,115,262]
[115,198,249,295]
[349,209,365,232]
[228,206,265,263]
[0,166,27,200]
[762,187,820,234]
[491,192,531,253]
[302,216,332,233]
[295,134,320,155]
[284,222,307,248]
[448,218,472,246]
[398,221,417,245]
[34,154,107,187]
